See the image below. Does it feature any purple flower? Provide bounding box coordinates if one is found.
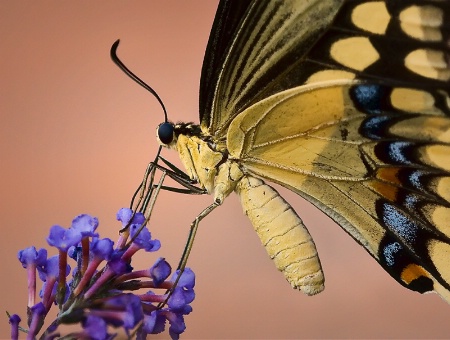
[91,238,114,261]
[17,247,48,307]
[80,315,109,340]
[113,258,170,288]
[38,255,70,310]
[142,310,166,334]
[116,208,133,226]
[143,308,187,340]
[68,245,82,261]
[168,269,195,315]
[150,258,171,287]
[108,256,132,275]
[9,314,21,340]
[13,208,195,339]
[168,288,193,314]
[18,247,47,269]
[139,268,196,339]
[39,255,70,281]
[172,268,195,290]
[117,208,145,228]
[71,214,99,238]
[47,226,82,252]
[111,294,143,330]
[83,249,132,300]
[129,225,161,252]
[91,294,144,330]
[46,226,81,306]
[120,224,161,263]
[28,302,46,337]
[166,311,186,339]
[73,238,114,297]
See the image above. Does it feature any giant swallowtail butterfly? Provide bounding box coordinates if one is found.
[137,0,450,302]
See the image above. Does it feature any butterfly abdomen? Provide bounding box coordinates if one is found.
[236,175,324,296]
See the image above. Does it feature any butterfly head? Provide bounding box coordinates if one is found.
[156,122,177,148]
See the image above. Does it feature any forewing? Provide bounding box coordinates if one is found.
[199,0,343,137]
[199,0,253,124]
[200,0,449,138]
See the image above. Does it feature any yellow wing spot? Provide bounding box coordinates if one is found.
[399,5,443,41]
[389,116,450,143]
[420,145,450,171]
[428,240,450,284]
[351,1,390,35]
[305,70,355,84]
[330,37,379,71]
[436,177,450,202]
[400,22,442,42]
[405,49,450,81]
[400,5,443,27]
[390,88,438,114]
[429,205,450,237]
[400,263,430,285]
[436,123,450,143]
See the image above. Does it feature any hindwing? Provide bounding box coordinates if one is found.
[226,80,450,299]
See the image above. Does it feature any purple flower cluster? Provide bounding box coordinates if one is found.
[10,208,195,339]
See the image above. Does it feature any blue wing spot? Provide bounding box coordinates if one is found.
[387,141,413,165]
[377,201,436,294]
[382,241,403,267]
[375,141,415,165]
[351,84,388,114]
[382,203,419,244]
[404,194,419,211]
[361,115,391,139]
[408,170,425,191]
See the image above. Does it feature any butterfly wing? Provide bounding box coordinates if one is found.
[227,79,450,300]
[199,0,450,300]
[200,0,449,135]
[199,0,344,137]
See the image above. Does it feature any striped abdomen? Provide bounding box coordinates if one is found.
[235,175,324,295]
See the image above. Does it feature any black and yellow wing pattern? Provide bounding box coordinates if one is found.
[158,0,450,302]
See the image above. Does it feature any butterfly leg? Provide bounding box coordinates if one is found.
[177,201,221,271]
[154,199,221,309]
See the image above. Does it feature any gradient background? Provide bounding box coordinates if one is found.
[1,1,449,339]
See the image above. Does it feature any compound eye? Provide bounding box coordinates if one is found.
[157,122,174,144]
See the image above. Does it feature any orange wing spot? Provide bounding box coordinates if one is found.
[376,168,403,185]
[367,179,399,201]
[401,263,430,284]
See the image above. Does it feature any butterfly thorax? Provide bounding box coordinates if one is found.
[157,122,243,204]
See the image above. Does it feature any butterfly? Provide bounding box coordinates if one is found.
[152,0,450,302]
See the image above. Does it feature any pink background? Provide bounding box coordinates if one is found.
[2,1,449,338]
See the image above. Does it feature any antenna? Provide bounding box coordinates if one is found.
[110,40,168,122]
